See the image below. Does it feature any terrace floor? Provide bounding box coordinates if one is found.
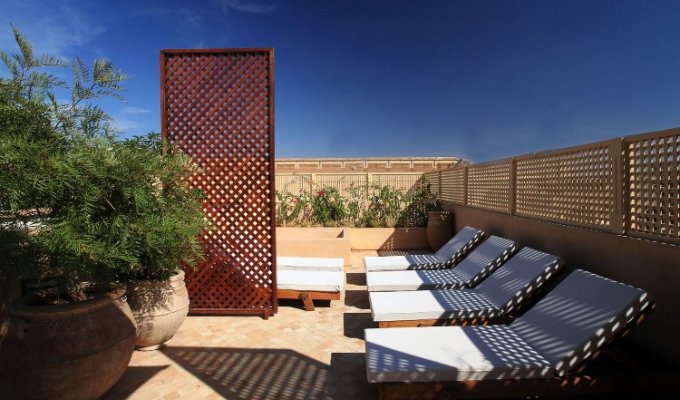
[99,249,676,400]
[103,250,379,400]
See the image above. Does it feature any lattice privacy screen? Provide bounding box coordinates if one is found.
[440,167,466,205]
[626,131,680,240]
[161,49,276,317]
[515,145,614,228]
[467,161,511,212]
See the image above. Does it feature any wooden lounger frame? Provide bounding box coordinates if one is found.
[277,289,340,311]
[378,315,511,329]
[376,303,674,399]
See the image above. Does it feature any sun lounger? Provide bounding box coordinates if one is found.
[364,226,484,272]
[277,256,344,272]
[365,269,654,399]
[277,269,344,311]
[365,236,517,292]
[369,247,564,327]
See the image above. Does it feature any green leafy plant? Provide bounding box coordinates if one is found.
[310,187,346,227]
[276,190,302,226]
[398,178,440,228]
[346,183,367,227]
[363,184,404,228]
[273,179,439,229]
[0,27,207,297]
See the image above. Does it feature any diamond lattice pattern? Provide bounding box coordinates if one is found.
[162,50,275,314]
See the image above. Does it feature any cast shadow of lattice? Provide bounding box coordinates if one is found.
[161,347,373,399]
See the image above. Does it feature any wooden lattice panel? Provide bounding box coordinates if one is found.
[515,145,614,228]
[440,167,466,205]
[467,161,511,212]
[161,49,276,316]
[625,131,680,241]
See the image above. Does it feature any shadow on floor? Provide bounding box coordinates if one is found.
[327,352,376,399]
[278,298,332,311]
[102,365,169,399]
[344,290,370,309]
[343,313,376,340]
[160,347,373,399]
[346,272,366,286]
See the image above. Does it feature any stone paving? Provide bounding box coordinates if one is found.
[103,251,379,400]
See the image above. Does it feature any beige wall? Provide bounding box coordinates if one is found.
[276,157,460,174]
[445,203,680,366]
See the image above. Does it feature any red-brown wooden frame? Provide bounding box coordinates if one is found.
[161,48,277,317]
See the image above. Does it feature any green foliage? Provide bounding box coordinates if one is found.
[0,27,206,294]
[276,191,302,226]
[310,187,346,226]
[274,179,439,228]
[31,133,206,283]
[364,184,404,228]
[398,178,440,227]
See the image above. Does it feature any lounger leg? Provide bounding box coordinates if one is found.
[300,292,315,311]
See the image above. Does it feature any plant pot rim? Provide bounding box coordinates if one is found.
[128,269,186,284]
[10,283,127,318]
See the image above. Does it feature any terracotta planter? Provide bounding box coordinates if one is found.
[0,285,136,399]
[426,211,454,250]
[126,269,190,351]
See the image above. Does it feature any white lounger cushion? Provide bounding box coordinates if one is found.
[433,226,484,266]
[370,289,498,322]
[472,247,563,315]
[365,325,552,383]
[366,269,469,292]
[366,236,517,291]
[364,226,484,272]
[369,247,563,322]
[277,270,344,292]
[510,269,651,376]
[277,256,344,272]
[364,254,441,272]
[365,270,651,384]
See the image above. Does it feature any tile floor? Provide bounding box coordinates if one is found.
[103,251,379,400]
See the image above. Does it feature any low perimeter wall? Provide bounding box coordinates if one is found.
[276,227,431,265]
[445,203,680,366]
[347,228,429,251]
[276,227,352,265]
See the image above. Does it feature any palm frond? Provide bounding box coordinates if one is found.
[72,57,90,87]
[92,58,128,89]
[0,51,20,78]
[11,24,35,68]
[38,54,68,68]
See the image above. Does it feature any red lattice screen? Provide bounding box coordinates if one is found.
[161,49,277,317]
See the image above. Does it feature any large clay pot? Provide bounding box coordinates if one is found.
[0,285,136,399]
[126,269,190,351]
[426,211,454,250]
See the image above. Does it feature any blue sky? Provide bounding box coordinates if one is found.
[2,0,680,161]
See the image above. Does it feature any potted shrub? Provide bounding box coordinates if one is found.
[108,134,206,350]
[0,28,206,400]
[0,28,137,398]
